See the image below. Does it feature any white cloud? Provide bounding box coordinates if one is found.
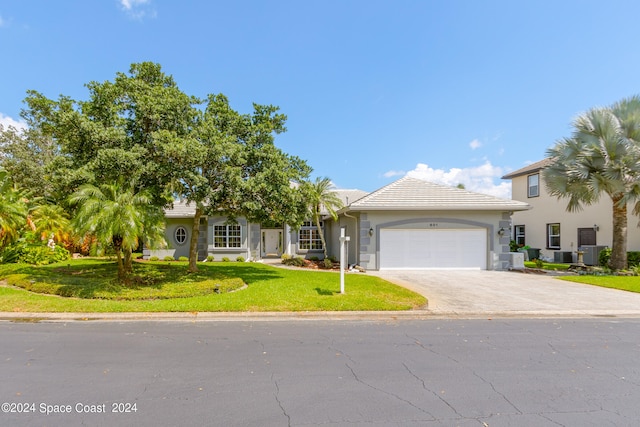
[120,0,148,10]
[406,161,512,199]
[383,169,405,178]
[119,0,155,19]
[0,15,5,27]
[469,139,482,150]
[0,113,27,132]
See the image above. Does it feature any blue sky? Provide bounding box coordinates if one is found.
[1,1,639,197]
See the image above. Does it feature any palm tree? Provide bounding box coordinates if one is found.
[0,169,29,250]
[544,95,640,270]
[29,203,72,245]
[303,177,344,259]
[69,182,165,283]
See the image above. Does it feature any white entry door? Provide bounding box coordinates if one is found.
[380,228,487,270]
[261,229,283,257]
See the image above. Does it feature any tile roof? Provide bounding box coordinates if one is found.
[344,176,530,212]
[165,189,370,218]
[165,199,198,218]
[501,158,553,179]
[334,189,368,208]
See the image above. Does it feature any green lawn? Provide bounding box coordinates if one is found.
[0,259,426,313]
[558,275,640,293]
[524,261,571,271]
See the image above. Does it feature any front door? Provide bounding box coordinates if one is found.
[261,229,283,257]
[578,228,596,247]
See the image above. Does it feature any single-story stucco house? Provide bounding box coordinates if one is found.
[145,176,530,270]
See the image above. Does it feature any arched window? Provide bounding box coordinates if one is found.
[175,226,188,245]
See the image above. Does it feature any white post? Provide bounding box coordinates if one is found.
[339,227,350,294]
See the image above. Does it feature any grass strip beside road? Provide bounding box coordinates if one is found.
[0,259,426,313]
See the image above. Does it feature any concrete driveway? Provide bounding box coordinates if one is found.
[371,269,640,317]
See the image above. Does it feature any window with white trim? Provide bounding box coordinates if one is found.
[214,225,241,248]
[298,221,323,250]
[174,226,188,245]
[527,174,539,198]
[514,225,525,246]
[547,223,560,249]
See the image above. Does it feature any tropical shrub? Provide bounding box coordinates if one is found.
[323,258,333,269]
[178,256,189,262]
[222,257,230,262]
[282,256,305,267]
[206,255,214,262]
[599,248,611,267]
[236,256,245,262]
[163,256,174,261]
[0,232,70,265]
[149,256,159,261]
[627,251,640,268]
[598,248,640,269]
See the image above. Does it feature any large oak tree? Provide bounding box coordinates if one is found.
[20,62,310,273]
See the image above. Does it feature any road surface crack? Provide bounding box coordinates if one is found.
[272,373,291,426]
[346,363,435,420]
[402,362,463,418]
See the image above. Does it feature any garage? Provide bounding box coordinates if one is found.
[379,228,487,270]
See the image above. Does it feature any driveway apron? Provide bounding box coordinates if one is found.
[370,269,640,317]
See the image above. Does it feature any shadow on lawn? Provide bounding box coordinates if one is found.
[314,287,338,296]
[4,259,287,299]
[197,262,284,284]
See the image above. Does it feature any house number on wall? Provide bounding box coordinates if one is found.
[428,223,439,228]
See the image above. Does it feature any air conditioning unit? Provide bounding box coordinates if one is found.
[579,246,608,266]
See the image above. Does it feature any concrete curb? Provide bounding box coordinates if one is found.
[2,310,640,322]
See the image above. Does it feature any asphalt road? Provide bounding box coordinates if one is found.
[2,319,640,426]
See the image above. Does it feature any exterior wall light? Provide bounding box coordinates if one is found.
[593,224,599,232]
[369,227,374,237]
[497,227,506,237]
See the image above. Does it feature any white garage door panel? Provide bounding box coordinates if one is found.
[380,229,486,270]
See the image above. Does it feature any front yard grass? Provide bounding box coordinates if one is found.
[524,261,571,271]
[558,275,640,294]
[0,259,426,312]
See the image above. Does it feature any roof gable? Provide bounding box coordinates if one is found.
[345,176,530,211]
[501,158,552,179]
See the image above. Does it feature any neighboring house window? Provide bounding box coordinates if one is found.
[527,174,539,198]
[299,221,323,250]
[514,225,525,246]
[214,225,241,248]
[547,223,560,249]
[174,226,188,245]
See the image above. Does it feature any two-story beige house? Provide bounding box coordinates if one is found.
[502,159,640,264]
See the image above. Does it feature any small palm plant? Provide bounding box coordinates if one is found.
[0,169,29,250]
[302,177,344,259]
[69,181,165,283]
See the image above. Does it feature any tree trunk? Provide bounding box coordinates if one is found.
[315,214,328,259]
[123,248,133,275]
[112,237,125,283]
[610,193,628,270]
[188,205,203,273]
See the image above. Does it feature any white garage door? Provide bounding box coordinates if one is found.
[380,228,487,270]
